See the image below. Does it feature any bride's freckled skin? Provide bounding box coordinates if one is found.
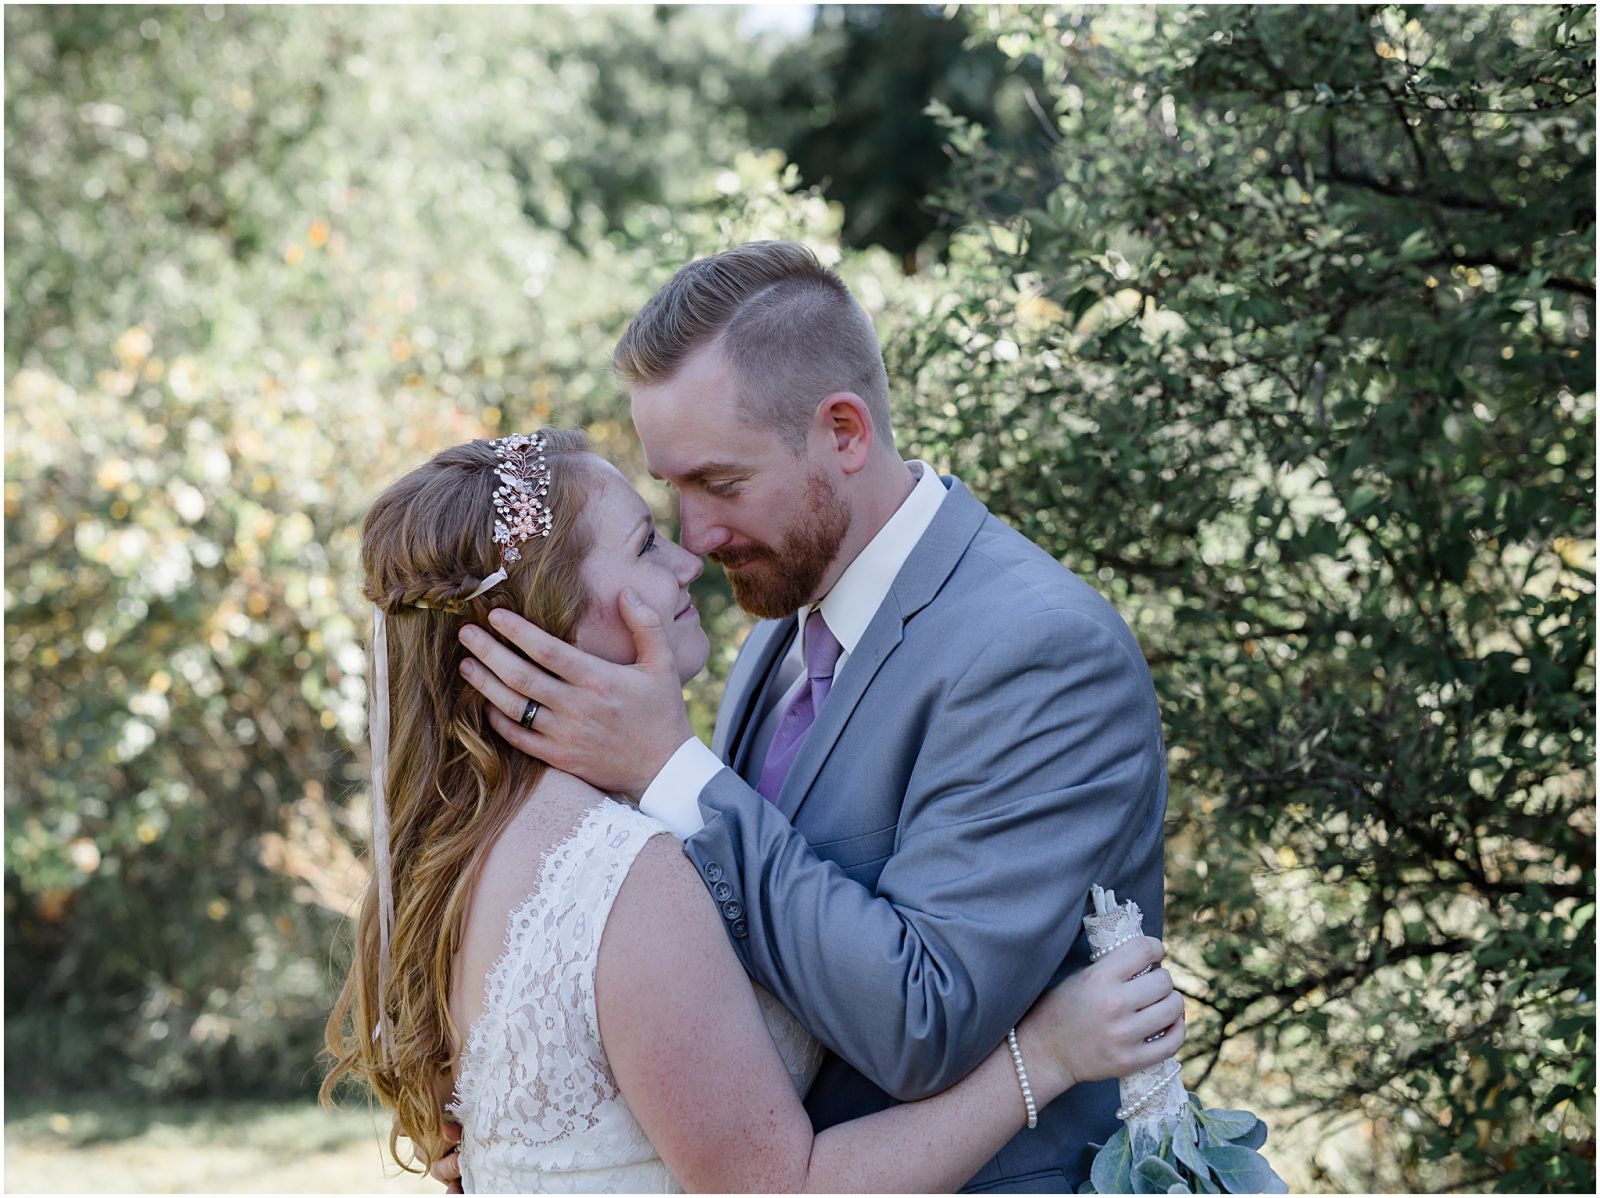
[572,460,709,685]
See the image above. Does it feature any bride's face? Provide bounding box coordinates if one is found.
[573,460,710,684]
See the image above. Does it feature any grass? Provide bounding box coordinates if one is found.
[3,1095,437,1193]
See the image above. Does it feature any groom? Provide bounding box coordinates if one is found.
[460,241,1167,1191]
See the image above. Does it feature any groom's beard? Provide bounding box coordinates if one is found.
[711,472,850,620]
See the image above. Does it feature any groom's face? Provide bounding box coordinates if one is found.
[631,343,852,619]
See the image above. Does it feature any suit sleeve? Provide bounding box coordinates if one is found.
[681,607,1165,1101]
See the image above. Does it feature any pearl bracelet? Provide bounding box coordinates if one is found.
[1006,1027,1039,1130]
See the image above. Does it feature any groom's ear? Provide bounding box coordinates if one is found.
[816,391,873,473]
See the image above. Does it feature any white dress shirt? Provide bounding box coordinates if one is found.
[640,460,947,838]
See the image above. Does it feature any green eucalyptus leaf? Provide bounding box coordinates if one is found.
[1202,1144,1288,1194]
[1133,1155,1187,1194]
[1226,1119,1269,1152]
[1091,1123,1134,1195]
[1172,1107,1216,1182]
[1132,1124,1164,1161]
[1197,1107,1257,1141]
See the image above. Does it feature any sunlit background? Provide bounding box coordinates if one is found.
[5,4,1594,1192]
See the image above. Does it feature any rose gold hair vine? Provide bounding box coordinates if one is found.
[462,432,555,601]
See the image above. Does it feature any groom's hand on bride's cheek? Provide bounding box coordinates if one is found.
[458,592,692,799]
[429,1119,463,1193]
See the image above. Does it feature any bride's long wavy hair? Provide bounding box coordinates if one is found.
[321,429,597,1171]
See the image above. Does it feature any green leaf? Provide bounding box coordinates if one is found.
[1133,1124,1165,1161]
[1172,1106,1217,1182]
[1091,1123,1134,1195]
[1134,1155,1188,1194]
[1538,1084,1579,1114]
[1202,1144,1289,1194]
[1552,1013,1594,1039]
[1226,1118,1269,1152]
[1196,1107,1257,1141]
[1345,483,1383,520]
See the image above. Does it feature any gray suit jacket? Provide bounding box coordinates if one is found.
[687,476,1167,1192]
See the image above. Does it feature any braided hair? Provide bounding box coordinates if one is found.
[322,429,597,1170]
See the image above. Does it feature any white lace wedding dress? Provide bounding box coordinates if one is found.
[448,802,822,1193]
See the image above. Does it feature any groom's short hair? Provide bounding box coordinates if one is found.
[612,241,893,453]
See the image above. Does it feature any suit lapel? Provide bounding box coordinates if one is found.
[714,616,796,770]
[776,477,990,819]
[776,596,903,821]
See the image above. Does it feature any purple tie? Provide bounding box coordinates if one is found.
[756,610,843,803]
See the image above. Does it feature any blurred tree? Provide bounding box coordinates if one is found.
[743,3,1049,266]
[8,3,1594,1191]
[2,1,857,1097]
[891,4,1594,1190]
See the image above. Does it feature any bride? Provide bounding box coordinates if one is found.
[322,429,1184,1192]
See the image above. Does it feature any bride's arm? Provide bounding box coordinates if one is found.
[596,837,1181,1194]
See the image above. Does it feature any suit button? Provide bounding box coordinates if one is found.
[712,881,733,902]
[722,900,743,921]
[704,862,723,883]
[731,919,749,939]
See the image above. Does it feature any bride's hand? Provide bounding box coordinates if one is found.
[1015,936,1185,1100]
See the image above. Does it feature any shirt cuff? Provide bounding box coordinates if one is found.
[637,736,723,839]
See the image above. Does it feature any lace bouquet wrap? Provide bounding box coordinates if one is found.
[1081,885,1287,1195]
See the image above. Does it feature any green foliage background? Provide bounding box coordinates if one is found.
[5,4,1594,1192]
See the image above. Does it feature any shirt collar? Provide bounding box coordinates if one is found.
[799,460,946,661]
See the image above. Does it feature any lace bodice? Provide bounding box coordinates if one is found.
[448,802,821,1193]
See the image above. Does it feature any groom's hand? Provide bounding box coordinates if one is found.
[430,1120,463,1193]
[458,588,693,800]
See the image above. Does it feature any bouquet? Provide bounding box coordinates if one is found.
[1081,886,1287,1194]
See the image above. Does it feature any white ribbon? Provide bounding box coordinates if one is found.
[370,607,396,1062]
[464,567,507,601]
[368,568,507,1061]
